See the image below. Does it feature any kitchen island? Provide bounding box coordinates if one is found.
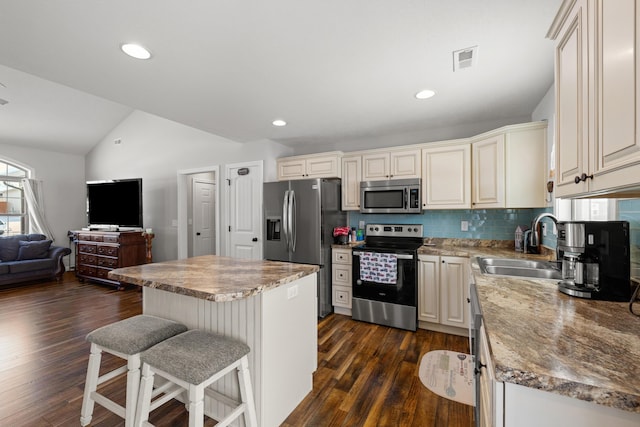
[109,255,319,427]
[418,240,640,426]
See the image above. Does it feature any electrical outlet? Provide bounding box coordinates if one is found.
[287,285,298,299]
[461,221,469,232]
[542,223,547,237]
[358,220,365,229]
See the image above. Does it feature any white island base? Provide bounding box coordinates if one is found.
[142,273,318,427]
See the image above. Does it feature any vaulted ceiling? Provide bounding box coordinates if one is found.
[0,0,561,155]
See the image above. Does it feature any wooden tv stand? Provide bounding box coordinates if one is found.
[74,230,153,289]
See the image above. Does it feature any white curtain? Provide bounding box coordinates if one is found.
[22,178,55,241]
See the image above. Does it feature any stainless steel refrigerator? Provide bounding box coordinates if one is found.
[264,178,346,317]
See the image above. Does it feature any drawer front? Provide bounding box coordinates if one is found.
[96,268,112,279]
[77,233,93,241]
[78,243,97,254]
[97,257,118,268]
[103,235,119,243]
[77,265,97,277]
[78,254,97,265]
[332,249,352,264]
[91,234,104,242]
[332,265,352,286]
[97,245,119,257]
[333,286,352,308]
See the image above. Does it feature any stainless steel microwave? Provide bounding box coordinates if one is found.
[360,178,421,214]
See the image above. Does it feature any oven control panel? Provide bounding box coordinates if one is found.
[365,224,423,238]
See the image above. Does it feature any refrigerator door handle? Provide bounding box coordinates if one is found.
[290,190,297,252]
[282,190,289,251]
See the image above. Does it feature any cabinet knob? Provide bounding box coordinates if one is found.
[474,363,486,376]
[574,173,594,184]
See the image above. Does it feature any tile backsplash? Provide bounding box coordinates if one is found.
[618,199,640,277]
[348,208,549,241]
[348,200,640,276]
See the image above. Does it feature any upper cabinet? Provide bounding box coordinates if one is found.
[276,122,547,210]
[362,148,421,181]
[550,0,640,197]
[422,141,471,209]
[341,155,362,210]
[277,152,342,181]
[472,134,505,209]
[471,122,548,209]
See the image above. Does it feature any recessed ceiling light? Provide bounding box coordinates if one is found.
[121,43,152,60]
[272,119,287,127]
[415,89,436,100]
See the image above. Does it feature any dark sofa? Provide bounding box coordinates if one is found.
[0,234,71,287]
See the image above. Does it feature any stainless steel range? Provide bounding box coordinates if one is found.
[352,224,423,331]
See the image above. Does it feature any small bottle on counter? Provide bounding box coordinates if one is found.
[351,227,357,242]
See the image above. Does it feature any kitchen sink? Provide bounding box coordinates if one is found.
[477,257,562,280]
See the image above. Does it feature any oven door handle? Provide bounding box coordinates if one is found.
[353,251,414,260]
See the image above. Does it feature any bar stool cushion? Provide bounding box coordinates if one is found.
[141,330,250,385]
[86,314,188,355]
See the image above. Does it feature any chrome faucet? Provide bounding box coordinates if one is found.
[529,212,558,252]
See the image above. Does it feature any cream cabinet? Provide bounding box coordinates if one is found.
[332,247,353,315]
[422,141,471,209]
[277,152,342,181]
[341,155,361,210]
[471,122,547,209]
[550,0,640,198]
[362,148,421,181]
[418,254,469,334]
[478,323,501,427]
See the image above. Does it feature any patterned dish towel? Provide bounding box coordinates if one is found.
[359,252,398,284]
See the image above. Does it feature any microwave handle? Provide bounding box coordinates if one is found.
[404,188,408,209]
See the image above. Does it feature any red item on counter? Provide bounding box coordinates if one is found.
[333,226,350,237]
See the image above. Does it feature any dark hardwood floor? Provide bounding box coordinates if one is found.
[0,273,472,426]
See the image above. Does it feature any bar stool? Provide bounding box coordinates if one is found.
[134,329,257,427]
[80,314,188,427]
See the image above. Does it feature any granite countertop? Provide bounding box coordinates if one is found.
[108,255,319,302]
[419,240,640,413]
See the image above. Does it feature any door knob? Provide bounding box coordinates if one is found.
[252,237,258,242]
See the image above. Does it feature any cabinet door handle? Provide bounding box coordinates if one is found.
[574,173,594,184]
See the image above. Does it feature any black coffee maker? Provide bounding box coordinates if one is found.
[556,221,631,301]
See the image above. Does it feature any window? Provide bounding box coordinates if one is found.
[0,160,29,236]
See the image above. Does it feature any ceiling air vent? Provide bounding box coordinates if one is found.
[453,46,478,71]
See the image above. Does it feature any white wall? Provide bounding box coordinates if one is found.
[289,115,531,155]
[85,110,292,262]
[0,143,86,251]
[532,83,556,205]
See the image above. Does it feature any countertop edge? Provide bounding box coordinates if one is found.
[108,257,320,302]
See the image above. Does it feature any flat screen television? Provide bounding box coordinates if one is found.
[87,178,143,229]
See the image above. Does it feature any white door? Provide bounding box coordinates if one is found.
[192,179,215,256]
[226,161,263,260]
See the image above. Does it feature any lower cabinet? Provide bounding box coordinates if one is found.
[418,254,469,335]
[331,247,353,315]
[479,323,501,427]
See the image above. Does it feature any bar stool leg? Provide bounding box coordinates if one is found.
[188,383,205,427]
[125,354,141,427]
[80,343,102,426]
[237,356,258,427]
[135,363,155,427]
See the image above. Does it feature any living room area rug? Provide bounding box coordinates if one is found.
[418,350,475,406]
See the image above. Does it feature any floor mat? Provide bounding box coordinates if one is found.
[418,350,475,406]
